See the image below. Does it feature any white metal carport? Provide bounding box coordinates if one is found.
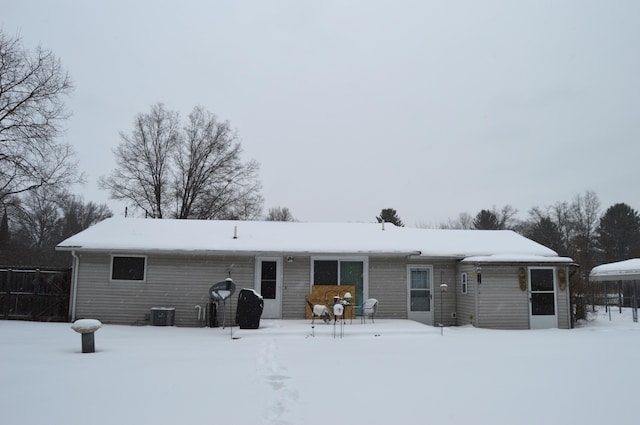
[590,259,640,322]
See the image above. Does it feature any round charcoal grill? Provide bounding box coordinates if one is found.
[209,278,236,329]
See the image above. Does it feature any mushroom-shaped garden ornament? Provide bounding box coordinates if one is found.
[71,319,102,353]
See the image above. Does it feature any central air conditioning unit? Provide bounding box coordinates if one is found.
[150,307,175,326]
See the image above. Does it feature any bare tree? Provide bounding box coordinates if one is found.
[0,30,80,203]
[266,206,295,222]
[440,212,474,229]
[567,190,601,319]
[523,191,601,322]
[7,188,112,266]
[99,103,180,218]
[570,190,601,277]
[495,204,519,230]
[548,202,573,255]
[101,104,263,220]
[173,106,262,220]
[56,194,112,240]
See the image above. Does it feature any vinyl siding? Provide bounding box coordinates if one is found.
[73,251,571,329]
[432,262,457,326]
[556,266,571,329]
[476,266,530,330]
[369,258,407,319]
[458,264,571,329]
[282,257,310,319]
[456,263,478,326]
[74,252,253,326]
[369,258,457,325]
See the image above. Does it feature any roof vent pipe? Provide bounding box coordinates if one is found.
[233,225,238,239]
[381,220,385,231]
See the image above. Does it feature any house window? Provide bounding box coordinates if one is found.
[111,256,146,281]
[312,260,364,287]
[409,267,431,312]
[461,272,468,294]
[312,258,365,306]
[314,260,339,286]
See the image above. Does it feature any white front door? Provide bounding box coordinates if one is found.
[255,257,282,319]
[407,266,434,324]
[529,267,558,329]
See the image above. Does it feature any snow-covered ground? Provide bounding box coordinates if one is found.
[2,309,638,425]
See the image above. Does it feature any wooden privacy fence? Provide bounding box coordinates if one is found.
[0,267,71,322]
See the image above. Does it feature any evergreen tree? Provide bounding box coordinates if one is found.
[376,208,404,227]
[473,209,502,230]
[597,203,640,263]
[524,215,565,254]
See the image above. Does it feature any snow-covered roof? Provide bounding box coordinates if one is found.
[590,259,640,282]
[56,217,570,261]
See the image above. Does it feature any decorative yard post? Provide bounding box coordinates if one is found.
[439,284,448,336]
[71,319,102,353]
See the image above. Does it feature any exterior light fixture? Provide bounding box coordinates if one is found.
[439,283,448,335]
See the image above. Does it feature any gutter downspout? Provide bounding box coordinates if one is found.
[474,264,480,328]
[70,250,79,321]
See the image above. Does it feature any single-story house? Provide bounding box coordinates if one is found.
[56,218,575,329]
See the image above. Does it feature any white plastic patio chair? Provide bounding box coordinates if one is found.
[307,300,331,324]
[361,298,378,323]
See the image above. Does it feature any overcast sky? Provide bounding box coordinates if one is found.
[3,1,639,226]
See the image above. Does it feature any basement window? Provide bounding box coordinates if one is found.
[111,255,146,281]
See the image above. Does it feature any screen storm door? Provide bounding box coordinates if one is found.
[407,266,433,324]
[529,267,558,329]
[255,257,282,319]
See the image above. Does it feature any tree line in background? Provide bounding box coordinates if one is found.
[0,188,112,267]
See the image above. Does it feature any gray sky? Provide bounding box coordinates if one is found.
[3,1,639,226]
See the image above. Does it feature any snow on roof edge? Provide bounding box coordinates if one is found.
[462,254,575,264]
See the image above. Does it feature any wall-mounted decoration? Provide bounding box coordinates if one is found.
[557,268,567,291]
[518,267,527,291]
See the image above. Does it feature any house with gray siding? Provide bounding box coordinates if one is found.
[56,218,575,329]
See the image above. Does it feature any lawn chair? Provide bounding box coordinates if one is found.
[307,300,332,324]
[361,298,378,323]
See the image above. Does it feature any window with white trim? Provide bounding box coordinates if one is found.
[409,266,432,312]
[461,272,468,294]
[111,255,146,281]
